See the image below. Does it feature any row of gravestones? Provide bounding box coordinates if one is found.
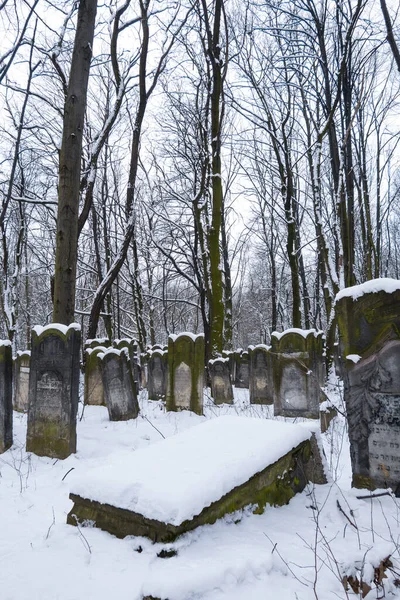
[3,279,400,496]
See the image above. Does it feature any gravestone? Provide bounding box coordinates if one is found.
[0,341,13,453]
[13,350,30,412]
[234,350,250,388]
[100,349,139,421]
[85,338,111,350]
[271,329,325,419]
[114,338,140,391]
[249,345,272,405]
[222,350,235,383]
[209,358,233,404]
[166,333,204,415]
[147,349,168,401]
[336,280,400,492]
[84,346,107,406]
[26,324,80,459]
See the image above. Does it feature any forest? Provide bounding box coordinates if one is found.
[1,0,400,359]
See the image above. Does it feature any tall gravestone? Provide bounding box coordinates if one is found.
[166,333,204,415]
[222,350,235,383]
[336,280,400,493]
[114,338,140,392]
[249,345,272,405]
[147,349,168,401]
[271,329,325,419]
[100,348,139,421]
[13,350,30,412]
[234,350,250,388]
[209,357,233,404]
[0,341,13,453]
[26,324,80,459]
[84,346,107,406]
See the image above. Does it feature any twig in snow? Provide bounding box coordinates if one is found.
[336,500,357,529]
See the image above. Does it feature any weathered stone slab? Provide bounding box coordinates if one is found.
[335,281,400,493]
[84,346,107,406]
[67,417,313,542]
[249,345,272,405]
[271,329,325,419]
[148,349,168,401]
[234,350,249,388]
[0,341,13,453]
[26,324,80,459]
[13,350,30,412]
[166,333,204,415]
[222,350,235,383]
[114,338,140,391]
[100,349,139,421]
[85,338,111,350]
[209,358,233,404]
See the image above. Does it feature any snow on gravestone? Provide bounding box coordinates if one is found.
[209,357,233,404]
[84,346,107,406]
[0,341,13,453]
[99,348,139,421]
[166,333,204,415]
[249,345,273,405]
[271,329,325,419]
[114,338,140,393]
[147,348,168,401]
[335,279,400,493]
[67,416,322,542]
[26,324,80,459]
[234,349,250,388]
[13,350,30,412]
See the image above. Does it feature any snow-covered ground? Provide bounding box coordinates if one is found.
[2,384,400,600]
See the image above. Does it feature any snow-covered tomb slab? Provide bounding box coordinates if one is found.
[67,417,318,542]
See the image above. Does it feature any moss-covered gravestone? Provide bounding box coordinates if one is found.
[335,279,400,493]
[234,350,250,388]
[148,349,168,401]
[209,358,233,404]
[0,341,13,453]
[100,348,139,421]
[249,345,272,405]
[26,324,80,459]
[13,350,30,412]
[166,333,204,415]
[84,346,107,406]
[67,417,317,542]
[271,329,325,419]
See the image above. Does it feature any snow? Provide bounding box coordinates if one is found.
[16,349,31,357]
[0,339,12,347]
[346,354,362,363]
[2,386,400,599]
[335,278,400,302]
[169,331,204,342]
[70,417,311,526]
[271,328,324,341]
[32,322,81,336]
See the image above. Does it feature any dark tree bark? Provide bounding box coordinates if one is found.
[53,0,98,324]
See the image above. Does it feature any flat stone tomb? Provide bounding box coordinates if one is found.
[249,345,272,405]
[271,329,324,419]
[166,333,204,415]
[68,416,313,542]
[13,350,30,412]
[0,341,13,453]
[100,348,139,421]
[209,358,233,404]
[147,349,168,401]
[26,324,80,459]
[84,346,107,406]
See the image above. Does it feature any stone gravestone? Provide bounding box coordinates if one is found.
[26,324,80,459]
[336,280,400,493]
[114,338,140,393]
[85,338,111,350]
[100,348,139,421]
[209,358,233,404]
[166,333,204,415]
[249,345,272,405]
[13,350,30,412]
[222,350,235,383]
[271,329,325,419]
[147,349,168,401]
[84,346,107,406]
[0,341,13,453]
[234,350,250,388]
